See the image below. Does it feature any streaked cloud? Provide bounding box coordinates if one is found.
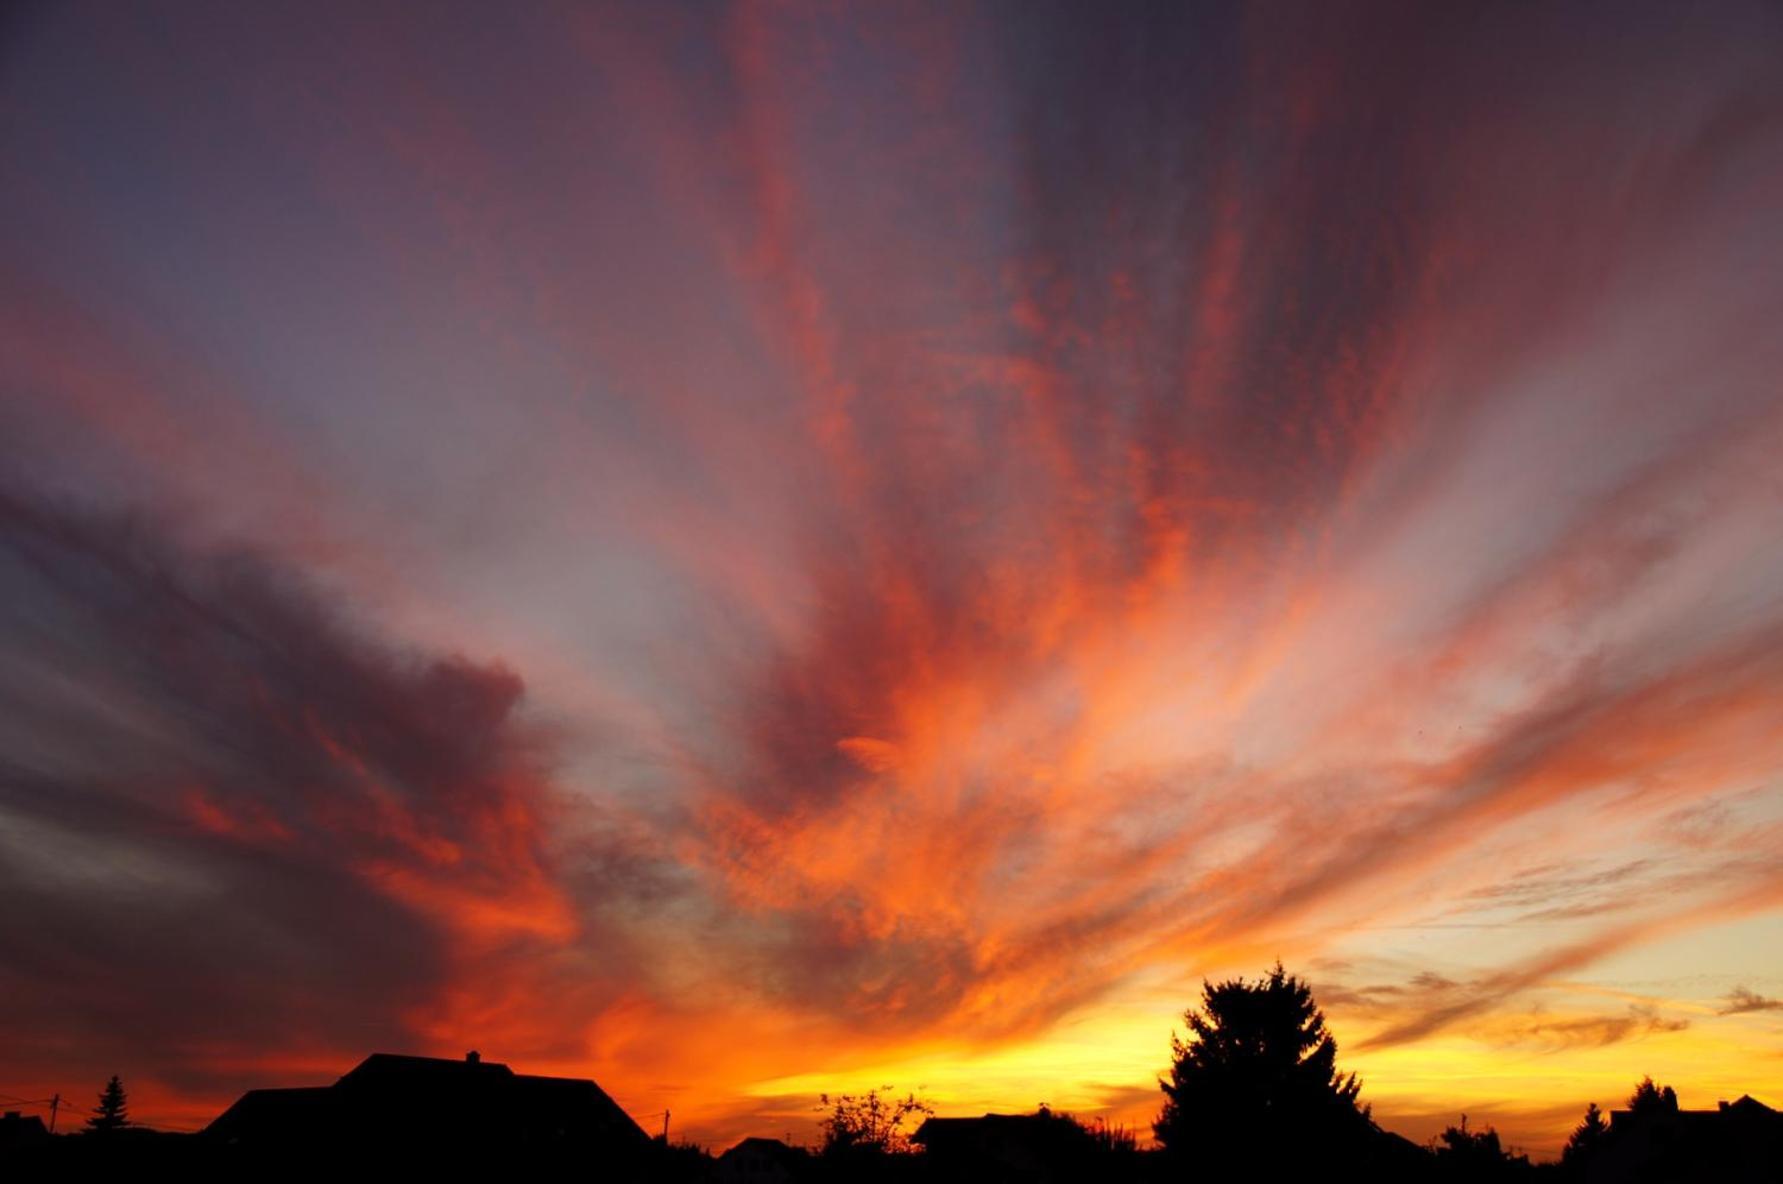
[1,0,1780,1159]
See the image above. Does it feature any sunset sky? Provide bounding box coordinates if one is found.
[3,0,1782,1159]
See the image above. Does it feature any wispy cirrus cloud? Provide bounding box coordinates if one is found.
[1481,1006,1690,1052]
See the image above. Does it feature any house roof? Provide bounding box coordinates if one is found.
[206,1051,650,1153]
[339,1052,516,1083]
[914,1113,1056,1141]
[721,1136,808,1161]
[0,1111,50,1143]
[1610,1093,1783,1132]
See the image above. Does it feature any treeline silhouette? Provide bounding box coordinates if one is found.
[3,965,1776,1181]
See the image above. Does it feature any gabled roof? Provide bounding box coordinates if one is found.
[337,1052,516,1084]
[205,1051,651,1154]
[0,1111,50,1144]
[210,1087,334,1120]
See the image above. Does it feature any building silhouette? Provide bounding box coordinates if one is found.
[1592,1093,1781,1183]
[0,1112,50,1153]
[718,1135,811,1182]
[206,1050,652,1170]
[912,1109,1109,1183]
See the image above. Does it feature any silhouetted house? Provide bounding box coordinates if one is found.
[1593,1093,1781,1183]
[913,1110,1105,1183]
[718,1136,810,1183]
[0,1111,50,1152]
[206,1051,651,1170]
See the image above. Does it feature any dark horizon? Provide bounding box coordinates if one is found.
[7,989,1777,1168]
[8,1035,1779,1180]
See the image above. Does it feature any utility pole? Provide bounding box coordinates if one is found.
[661,1108,670,1143]
[48,1093,59,1134]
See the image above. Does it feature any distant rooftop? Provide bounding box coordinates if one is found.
[206,1050,652,1158]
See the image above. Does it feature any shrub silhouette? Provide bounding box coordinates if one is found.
[816,1087,933,1157]
[1154,962,1373,1171]
[1433,1114,1533,1179]
[1627,1075,1678,1115]
[1082,1114,1138,1156]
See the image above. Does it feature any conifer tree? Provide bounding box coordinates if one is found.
[86,1074,130,1133]
[1562,1101,1608,1168]
[1155,963,1372,1170]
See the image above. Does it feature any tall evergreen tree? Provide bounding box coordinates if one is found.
[1155,963,1372,1171]
[1562,1101,1609,1171]
[86,1074,130,1133]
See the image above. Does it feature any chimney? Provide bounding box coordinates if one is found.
[466,1050,481,1065]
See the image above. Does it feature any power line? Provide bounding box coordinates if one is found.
[0,1093,64,1132]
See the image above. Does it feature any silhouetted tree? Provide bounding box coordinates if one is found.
[1627,1075,1678,1116]
[816,1088,932,1158]
[1154,962,1372,1172]
[1561,1101,1608,1172]
[86,1074,130,1133]
[1432,1114,1533,1179]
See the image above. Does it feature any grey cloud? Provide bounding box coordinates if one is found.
[0,488,653,1092]
[1719,987,1783,1015]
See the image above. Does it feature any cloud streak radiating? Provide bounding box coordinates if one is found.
[2,0,1782,1157]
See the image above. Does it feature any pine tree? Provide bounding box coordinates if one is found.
[1154,963,1372,1170]
[1562,1101,1608,1168]
[86,1074,130,1133]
